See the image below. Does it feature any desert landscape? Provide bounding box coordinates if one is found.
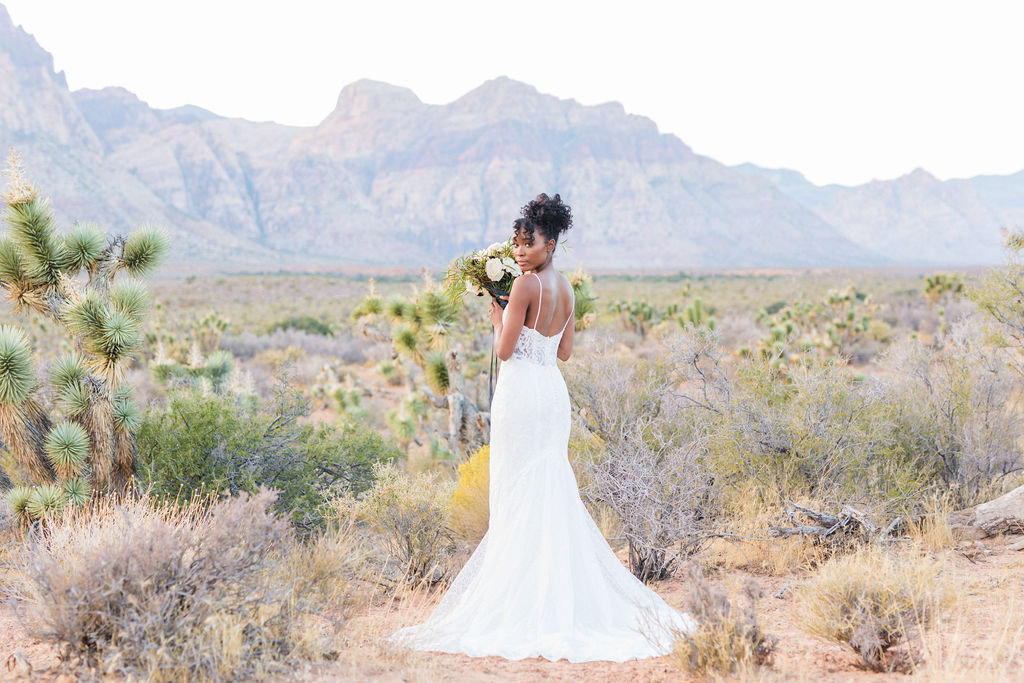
[1,1,1023,681]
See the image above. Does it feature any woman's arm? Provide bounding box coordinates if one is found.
[490,274,539,362]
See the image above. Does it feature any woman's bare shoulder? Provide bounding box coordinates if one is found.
[509,271,540,299]
[558,272,573,298]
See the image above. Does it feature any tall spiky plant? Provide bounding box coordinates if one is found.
[353,269,596,459]
[0,149,167,521]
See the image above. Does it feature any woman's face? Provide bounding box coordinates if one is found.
[513,229,554,272]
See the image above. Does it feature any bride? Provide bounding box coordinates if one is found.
[389,194,695,662]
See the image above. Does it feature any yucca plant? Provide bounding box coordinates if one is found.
[353,269,595,459]
[150,340,236,393]
[0,149,167,520]
[352,276,479,456]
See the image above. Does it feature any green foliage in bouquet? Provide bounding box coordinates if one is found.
[0,150,167,520]
[443,239,521,307]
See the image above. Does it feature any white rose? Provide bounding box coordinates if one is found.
[485,242,505,255]
[485,258,504,282]
[502,257,522,276]
[465,278,482,296]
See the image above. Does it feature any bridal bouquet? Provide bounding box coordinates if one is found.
[443,240,522,309]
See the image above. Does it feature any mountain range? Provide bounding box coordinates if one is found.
[1,3,1020,269]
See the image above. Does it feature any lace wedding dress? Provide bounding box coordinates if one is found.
[389,274,695,662]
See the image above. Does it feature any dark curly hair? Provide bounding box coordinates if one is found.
[515,193,573,244]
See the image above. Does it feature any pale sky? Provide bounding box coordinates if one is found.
[5,0,1023,186]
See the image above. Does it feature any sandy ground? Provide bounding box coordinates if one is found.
[3,537,1022,682]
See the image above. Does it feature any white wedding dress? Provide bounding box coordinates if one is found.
[389,274,695,662]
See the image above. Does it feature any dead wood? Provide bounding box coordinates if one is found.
[970,484,1024,537]
[769,501,896,543]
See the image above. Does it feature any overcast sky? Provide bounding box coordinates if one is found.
[5,0,1022,186]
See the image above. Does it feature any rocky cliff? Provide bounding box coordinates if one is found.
[1,3,1017,268]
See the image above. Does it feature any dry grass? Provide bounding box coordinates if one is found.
[332,462,456,587]
[670,565,775,676]
[906,494,962,551]
[707,487,831,576]
[5,488,360,681]
[794,545,954,672]
[916,575,1024,681]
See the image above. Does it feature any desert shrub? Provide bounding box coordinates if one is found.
[971,227,1024,373]
[221,328,367,363]
[268,314,334,337]
[136,376,400,531]
[8,489,356,681]
[709,353,933,514]
[353,277,493,459]
[905,494,959,551]
[795,547,952,672]
[875,322,1024,506]
[568,330,725,582]
[335,462,455,586]
[672,565,774,675]
[749,281,882,366]
[450,445,489,543]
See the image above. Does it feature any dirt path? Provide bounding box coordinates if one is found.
[4,539,1022,682]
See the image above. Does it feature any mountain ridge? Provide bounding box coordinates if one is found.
[0,3,1017,268]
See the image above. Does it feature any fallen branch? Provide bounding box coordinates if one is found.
[769,501,898,543]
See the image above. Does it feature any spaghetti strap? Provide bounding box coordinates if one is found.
[561,287,575,334]
[531,272,542,330]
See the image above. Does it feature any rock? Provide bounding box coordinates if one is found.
[973,484,1024,537]
[4,648,32,678]
[1009,538,1024,551]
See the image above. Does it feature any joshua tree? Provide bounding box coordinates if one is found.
[749,282,878,368]
[354,270,597,460]
[610,298,659,338]
[353,276,490,459]
[0,150,167,520]
[924,272,964,306]
[680,297,717,330]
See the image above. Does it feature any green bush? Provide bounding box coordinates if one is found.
[136,378,401,532]
[267,315,334,337]
[709,354,910,505]
[876,324,1024,506]
[334,462,455,586]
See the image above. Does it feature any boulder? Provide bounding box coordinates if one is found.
[973,484,1024,537]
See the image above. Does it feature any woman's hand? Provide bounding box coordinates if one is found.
[488,297,507,329]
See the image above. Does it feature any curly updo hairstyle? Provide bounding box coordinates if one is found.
[516,193,573,245]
